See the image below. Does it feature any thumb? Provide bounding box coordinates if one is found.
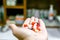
[9,24,36,39]
[9,24,18,31]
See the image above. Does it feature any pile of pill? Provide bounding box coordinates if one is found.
[23,17,40,32]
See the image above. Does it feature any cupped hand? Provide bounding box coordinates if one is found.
[9,17,48,40]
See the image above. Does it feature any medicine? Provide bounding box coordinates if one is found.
[36,26,40,31]
[32,23,38,32]
[31,22,35,26]
[24,24,28,27]
[23,17,41,32]
[36,23,40,27]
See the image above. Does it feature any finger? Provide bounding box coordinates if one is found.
[38,19,48,37]
[31,16,35,19]
[9,24,18,31]
[30,17,35,22]
[38,19,47,32]
[34,17,38,22]
[39,19,46,29]
[22,18,31,27]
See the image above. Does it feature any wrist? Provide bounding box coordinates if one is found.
[23,36,36,40]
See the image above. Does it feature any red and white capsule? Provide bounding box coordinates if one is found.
[23,24,28,29]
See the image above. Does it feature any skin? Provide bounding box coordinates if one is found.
[9,17,48,40]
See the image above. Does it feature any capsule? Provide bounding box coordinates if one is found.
[31,22,35,26]
[36,26,40,31]
[24,24,28,27]
[36,23,40,27]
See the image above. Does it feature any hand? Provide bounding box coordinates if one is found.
[9,17,48,40]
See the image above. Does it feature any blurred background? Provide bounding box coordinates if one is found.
[0,0,60,40]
